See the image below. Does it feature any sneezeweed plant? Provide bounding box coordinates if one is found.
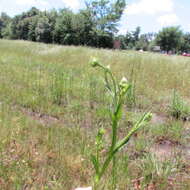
[89,58,152,190]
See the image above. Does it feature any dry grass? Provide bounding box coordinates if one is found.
[0,39,190,189]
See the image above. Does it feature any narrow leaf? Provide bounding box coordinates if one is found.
[90,155,99,174]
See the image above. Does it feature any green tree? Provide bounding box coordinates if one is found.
[135,34,149,50]
[47,9,58,43]
[118,27,144,50]
[180,33,190,53]
[10,8,41,40]
[0,12,11,38]
[72,10,95,46]
[85,0,126,48]
[156,26,183,53]
[26,7,40,17]
[28,16,39,41]
[116,35,127,49]
[0,3,126,49]
[54,9,74,45]
[124,32,134,49]
[1,22,12,39]
[35,16,52,43]
[132,26,141,42]
[11,15,31,40]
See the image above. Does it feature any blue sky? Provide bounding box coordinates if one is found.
[0,0,189,34]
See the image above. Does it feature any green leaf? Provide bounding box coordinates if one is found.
[90,154,99,174]
[115,112,152,152]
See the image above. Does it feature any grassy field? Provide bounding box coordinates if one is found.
[0,39,190,190]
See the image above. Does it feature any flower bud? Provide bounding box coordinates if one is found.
[119,77,130,95]
[98,127,105,135]
[119,77,128,87]
[89,57,100,67]
[144,112,152,122]
[106,65,110,70]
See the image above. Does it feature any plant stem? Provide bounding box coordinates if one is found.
[112,155,117,190]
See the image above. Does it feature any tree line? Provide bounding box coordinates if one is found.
[0,0,126,48]
[117,26,190,53]
[0,0,190,53]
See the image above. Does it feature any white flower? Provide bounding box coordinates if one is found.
[106,65,110,70]
[119,77,128,89]
[90,57,99,67]
[119,77,130,95]
[120,77,128,84]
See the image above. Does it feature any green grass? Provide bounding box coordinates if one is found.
[0,39,190,189]
[169,90,190,120]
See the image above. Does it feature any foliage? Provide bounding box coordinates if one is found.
[180,33,190,53]
[35,16,52,43]
[117,27,156,51]
[169,90,190,120]
[85,0,126,48]
[156,26,183,53]
[1,4,190,52]
[89,58,152,189]
[0,12,11,38]
[0,0,126,48]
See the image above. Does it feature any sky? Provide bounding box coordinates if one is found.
[0,0,189,34]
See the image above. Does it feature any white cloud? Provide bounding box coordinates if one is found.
[62,0,80,10]
[187,24,190,31]
[16,0,49,6]
[126,0,174,15]
[16,0,36,5]
[118,27,127,35]
[157,13,179,26]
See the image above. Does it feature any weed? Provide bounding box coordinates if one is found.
[89,58,152,189]
[151,121,183,144]
[138,153,179,189]
[169,90,190,120]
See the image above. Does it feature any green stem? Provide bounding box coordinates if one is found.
[110,115,118,151]
[112,155,117,190]
[98,112,151,179]
[107,71,118,113]
[91,61,151,189]
[115,112,151,151]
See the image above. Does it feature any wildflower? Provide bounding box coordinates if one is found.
[89,57,100,67]
[144,112,153,122]
[119,77,128,87]
[98,127,105,136]
[106,65,110,70]
[119,77,130,95]
[95,127,105,148]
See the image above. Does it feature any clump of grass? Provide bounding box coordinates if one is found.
[89,58,152,189]
[151,121,183,144]
[169,90,190,121]
[138,153,179,190]
[51,71,65,105]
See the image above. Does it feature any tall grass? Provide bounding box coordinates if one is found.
[169,90,190,120]
[0,39,190,189]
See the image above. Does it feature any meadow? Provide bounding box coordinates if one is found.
[0,39,190,190]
